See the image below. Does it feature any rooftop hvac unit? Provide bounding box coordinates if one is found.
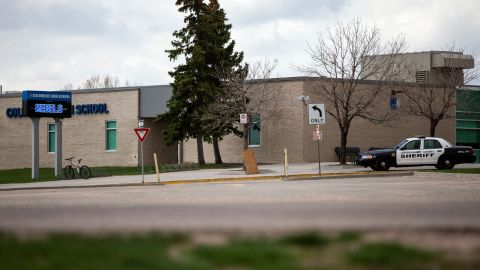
[416,71,429,83]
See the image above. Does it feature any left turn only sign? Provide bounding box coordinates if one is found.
[308,104,326,125]
[134,128,150,143]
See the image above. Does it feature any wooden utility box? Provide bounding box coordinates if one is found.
[243,149,259,174]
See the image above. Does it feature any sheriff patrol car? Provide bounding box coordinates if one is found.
[355,136,476,171]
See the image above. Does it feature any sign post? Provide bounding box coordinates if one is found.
[31,117,40,179]
[22,90,72,180]
[54,118,63,177]
[313,125,323,174]
[134,127,150,183]
[309,103,326,175]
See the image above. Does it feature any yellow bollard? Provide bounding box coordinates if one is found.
[154,153,160,182]
[284,148,288,178]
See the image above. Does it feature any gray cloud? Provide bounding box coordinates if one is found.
[0,0,479,91]
[224,0,347,26]
[0,1,114,35]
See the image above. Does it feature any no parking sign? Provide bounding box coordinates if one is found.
[240,113,248,124]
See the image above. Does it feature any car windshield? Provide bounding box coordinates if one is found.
[394,139,409,149]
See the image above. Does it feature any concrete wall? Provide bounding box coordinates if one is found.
[140,85,172,118]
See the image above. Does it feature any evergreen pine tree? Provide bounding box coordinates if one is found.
[158,0,244,164]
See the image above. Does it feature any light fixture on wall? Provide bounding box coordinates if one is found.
[296,95,310,105]
[390,90,403,110]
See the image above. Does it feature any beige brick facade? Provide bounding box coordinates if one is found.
[183,77,456,163]
[0,78,456,169]
[0,88,176,170]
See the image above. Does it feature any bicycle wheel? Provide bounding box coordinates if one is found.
[64,165,75,179]
[80,165,91,179]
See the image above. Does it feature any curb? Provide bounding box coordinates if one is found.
[0,171,414,191]
[283,171,414,181]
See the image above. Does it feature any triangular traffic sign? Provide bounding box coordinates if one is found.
[134,128,150,143]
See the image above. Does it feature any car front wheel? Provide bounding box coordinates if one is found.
[375,158,391,171]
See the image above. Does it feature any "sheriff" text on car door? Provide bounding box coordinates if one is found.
[397,139,422,165]
[421,139,444,165]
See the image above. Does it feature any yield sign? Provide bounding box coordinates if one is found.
[134,128,150,143]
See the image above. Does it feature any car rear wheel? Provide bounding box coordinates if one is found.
[375,158,391,171]
[436,157,455,170]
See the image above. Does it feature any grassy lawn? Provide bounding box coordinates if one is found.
[1,232,478,270]
[0,163,242,184]
[422,168,480,174]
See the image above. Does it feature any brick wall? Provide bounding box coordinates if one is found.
[183,78,456,164]
[183,80,305,163]
[0,89,141,169]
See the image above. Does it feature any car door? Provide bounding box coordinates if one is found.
[396,139,422,165]
[422,139,445,165]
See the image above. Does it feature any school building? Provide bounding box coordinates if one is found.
[0,51,479,170]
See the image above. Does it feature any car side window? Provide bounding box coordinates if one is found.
[424,139,442,149]
[403,140,421,150]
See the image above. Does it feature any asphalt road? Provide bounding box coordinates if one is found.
[0,172,479,234]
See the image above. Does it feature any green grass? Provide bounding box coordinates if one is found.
[189,239,299,270]
[0,168,59,183]
[347,242,436,270]
[0,233,196,270]
[0,163,242,184]
[278,231,331,247]
[422,168,480,174]
[1,232,478,270]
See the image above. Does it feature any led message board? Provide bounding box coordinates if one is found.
[22,90,72,118]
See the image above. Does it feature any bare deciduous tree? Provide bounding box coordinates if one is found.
[202,58,282,152]
[296,17,407,164]
[64,83,74,90]
[401,45,479,136]
[65,74,127,90]
[82,74,120,89]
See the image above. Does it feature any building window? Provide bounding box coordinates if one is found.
[248,115,261,146]
[48,123,55,153]
[106,120,117,151]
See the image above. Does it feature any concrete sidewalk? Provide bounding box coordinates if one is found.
[1,162,478,191]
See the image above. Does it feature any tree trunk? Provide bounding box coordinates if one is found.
[243,124,249,150]
[429,119,438,137]
[340,131,348,165]
[196,134,205,165]
[242,124,249,171]
[213,138,222,164]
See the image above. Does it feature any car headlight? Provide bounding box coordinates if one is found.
[361,155,373,159]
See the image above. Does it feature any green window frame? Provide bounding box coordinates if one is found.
[248,115,261,146]
[48,123,55,153]
[106,120,117,151]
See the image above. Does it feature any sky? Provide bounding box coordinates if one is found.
[1,0,479,91]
